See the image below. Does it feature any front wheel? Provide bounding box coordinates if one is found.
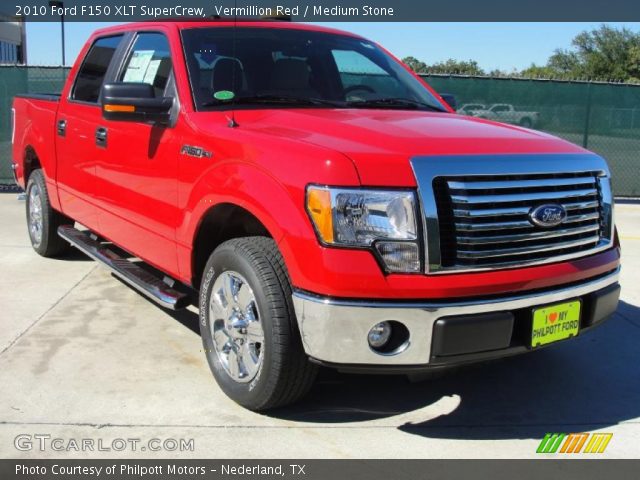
[199,237,318,410]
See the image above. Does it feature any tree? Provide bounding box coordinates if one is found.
[546,49,581,76]
[401,56,427,73]
[488,68,510,77]
[426,59,485,75]
[523,25,640,81]
[402,25,640,83]
[402,57,485,76]
[629,45,640,82]
[520,63,566,79]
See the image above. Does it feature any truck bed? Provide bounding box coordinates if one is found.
[14,93,61,102]
[12,94,61,195]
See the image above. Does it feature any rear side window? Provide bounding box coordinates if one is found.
[72,35,123,103]
[120,32,172,98]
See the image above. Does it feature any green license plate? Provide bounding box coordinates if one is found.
[531,300,581,347]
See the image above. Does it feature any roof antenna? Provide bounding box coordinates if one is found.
[227,0,239,128]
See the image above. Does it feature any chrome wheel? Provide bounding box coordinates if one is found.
[209,271,264,383]
[28,183,43,247]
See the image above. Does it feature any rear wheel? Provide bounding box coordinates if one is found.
[519,117,533,128]
[26,169,73,257]
[199,237,318,410]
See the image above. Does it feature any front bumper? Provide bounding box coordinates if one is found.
[292,268,620,370]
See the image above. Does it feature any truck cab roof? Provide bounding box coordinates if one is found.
[92,19,362,39]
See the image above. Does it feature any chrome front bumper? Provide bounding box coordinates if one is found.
[292,268,620,367]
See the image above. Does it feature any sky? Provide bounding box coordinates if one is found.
[25,22,640,71]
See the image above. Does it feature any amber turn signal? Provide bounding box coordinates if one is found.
[103,104,135,113]
[306,187,334,244]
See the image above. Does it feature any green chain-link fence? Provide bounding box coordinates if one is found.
[1,67,639,196]
[423,74,640,197]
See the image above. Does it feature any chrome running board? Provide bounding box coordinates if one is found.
[58,226,190,310]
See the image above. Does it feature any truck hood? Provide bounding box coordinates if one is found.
[235,108,586,186]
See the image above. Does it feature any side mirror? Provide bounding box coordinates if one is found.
[101,83,173,124]
[439,93,458,111]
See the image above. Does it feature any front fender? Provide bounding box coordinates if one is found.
[176,153,360,287]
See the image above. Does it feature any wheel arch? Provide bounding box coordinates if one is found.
[180,158,327,290]
[191,202,275,289]
[23,145,42,186]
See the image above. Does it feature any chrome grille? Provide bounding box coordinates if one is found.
[436,172,607,269]
[409,154,615,274]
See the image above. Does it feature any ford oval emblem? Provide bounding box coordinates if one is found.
[529,204,567,228]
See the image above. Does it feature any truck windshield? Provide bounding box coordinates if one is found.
[181,26,447,112]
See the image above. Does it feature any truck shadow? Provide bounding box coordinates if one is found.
[59,248,95,262]
[269,300,640,440]
[134,281,639,440]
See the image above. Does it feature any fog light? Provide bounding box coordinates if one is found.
[368,321,392,349]
[375,242,420,273]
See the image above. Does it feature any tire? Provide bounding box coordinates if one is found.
[25,169,73,257]
[199,237,318,410]
[519,117,533,128]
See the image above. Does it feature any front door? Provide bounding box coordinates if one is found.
[94,30,181,275]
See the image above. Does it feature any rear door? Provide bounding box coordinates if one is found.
[94,30,181,275]
[56,34,126,230]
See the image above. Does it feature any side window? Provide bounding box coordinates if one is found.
[72,35,123,103]
[121,33,172,98]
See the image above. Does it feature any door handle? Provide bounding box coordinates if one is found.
[57,119,66,137]
[95,127,107,148]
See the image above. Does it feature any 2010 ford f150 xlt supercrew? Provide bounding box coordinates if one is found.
[12,21,620,410]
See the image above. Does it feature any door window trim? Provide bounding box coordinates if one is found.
[115,29,180,128]
[68,33,131,107]
[116,30,175,99]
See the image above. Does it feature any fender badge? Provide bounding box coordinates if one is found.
[181,145,212,159]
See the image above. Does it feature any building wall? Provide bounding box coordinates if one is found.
[0,17,26,64]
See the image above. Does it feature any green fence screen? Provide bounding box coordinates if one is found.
[422,74,640,197]
[1,67,639,196]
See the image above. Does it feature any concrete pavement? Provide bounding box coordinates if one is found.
[1,193,639,458]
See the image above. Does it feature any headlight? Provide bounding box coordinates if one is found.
[306,186,421,273]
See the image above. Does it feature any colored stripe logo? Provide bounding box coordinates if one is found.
[537,433,612,454]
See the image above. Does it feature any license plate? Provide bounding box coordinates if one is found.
[531,300,581,347]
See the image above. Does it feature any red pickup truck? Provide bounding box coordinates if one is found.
[12,21,620,410]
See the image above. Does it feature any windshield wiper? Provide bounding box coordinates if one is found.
[346,97,446,112]
[201,94,446,111]
[201,94,342,108]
